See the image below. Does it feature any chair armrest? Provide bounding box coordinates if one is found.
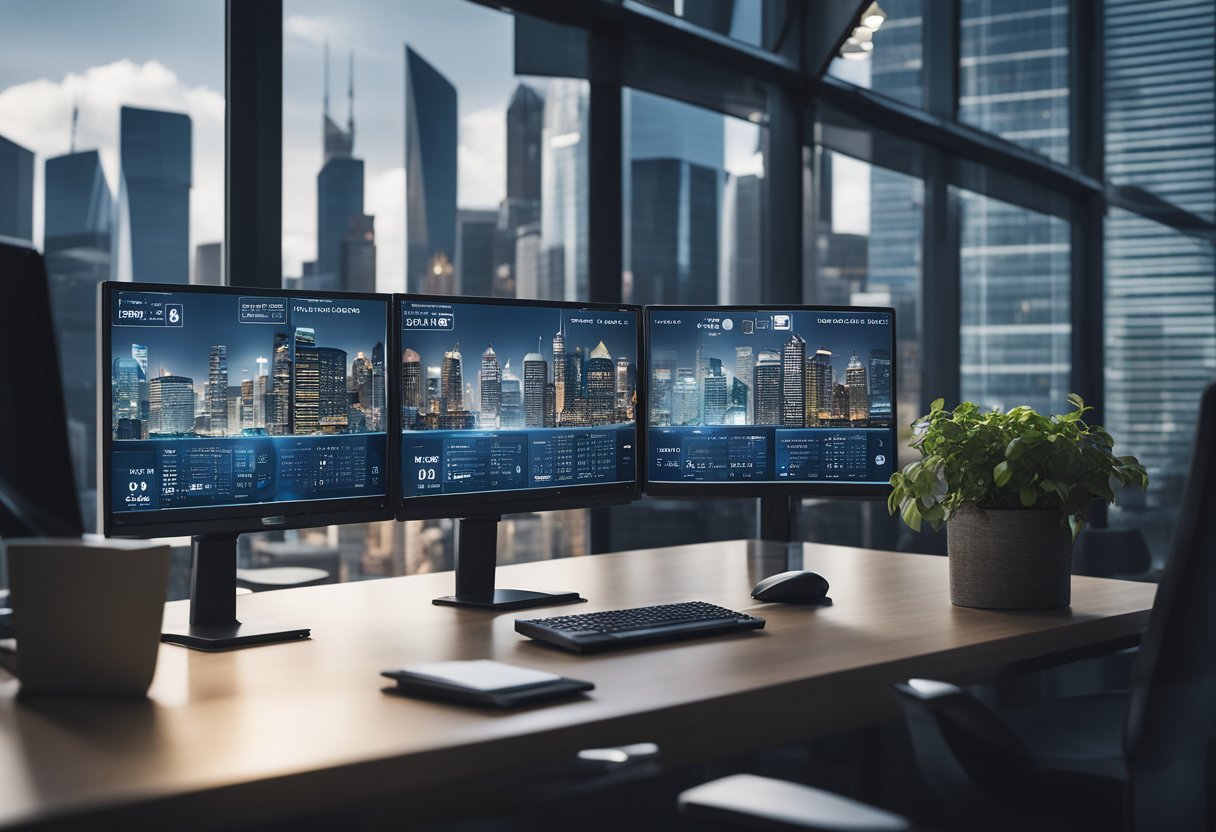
[678,774,910,831]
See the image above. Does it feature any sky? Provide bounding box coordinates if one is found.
[0,1,867,287]
[109,289,388,392]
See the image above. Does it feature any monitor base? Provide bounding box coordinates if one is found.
[162,619,311,651]
[433,589,585,611]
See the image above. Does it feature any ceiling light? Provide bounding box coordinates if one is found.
[861,2,886,30]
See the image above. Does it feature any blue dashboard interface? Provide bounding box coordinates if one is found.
[401,299,638,498]
[108,289,388,515]
[647,308,896,485]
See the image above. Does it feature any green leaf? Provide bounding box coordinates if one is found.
[993,460,1012,487]
[1019,486,1037,507]
[1005,438,1024,461]
[901,499,922,533]
[1067,393,1085,410]
[930,397,945,413]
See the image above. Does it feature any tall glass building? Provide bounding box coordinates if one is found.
[404,45,457,295]
[116,106,192,283]
[540,79,589,301]
[0,134,34,242]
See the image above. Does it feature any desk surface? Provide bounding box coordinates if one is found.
[0,540,1156,830]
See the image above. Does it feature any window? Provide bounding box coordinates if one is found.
[959,0,1070,163]
[632,0,780,49]
[0,0,224,531]
[958,190,1070,415]
[1105,208,1215,560]
[828,0,924,109]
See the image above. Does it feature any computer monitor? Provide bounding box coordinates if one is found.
[0,241,84,539]
[100,282,393,648]
[396,295,641,609]
[644,305,897,508]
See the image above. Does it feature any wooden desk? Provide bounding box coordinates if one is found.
[0,541,1156,830]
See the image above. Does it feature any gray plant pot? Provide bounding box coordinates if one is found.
[947,503,1073,609]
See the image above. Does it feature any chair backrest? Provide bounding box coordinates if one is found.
[1124,381,1216,831]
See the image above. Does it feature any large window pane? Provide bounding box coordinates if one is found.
[1105,0,1215,221]
[632,0,781,49]
[959,190,1070,414]
[828,0,924,109]
[959,0,1070,164]
[0,0,224,530]
[1105,209,1215,561]
[281,1,589,578]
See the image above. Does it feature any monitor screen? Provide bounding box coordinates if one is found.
[103,284,391,532]
[645,306,896,494]
[398,297,639,512]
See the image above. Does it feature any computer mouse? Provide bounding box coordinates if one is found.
[751,570,830,604]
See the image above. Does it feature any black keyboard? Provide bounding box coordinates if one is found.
[515,601,765,653]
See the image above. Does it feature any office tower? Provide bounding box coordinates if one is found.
[545,382,556,428]
[479,344,501,429]
[405,46,457,295]
[495,83,544,297]
[500,361,523,428]
[730,173,763,304]
[352,351,372,409]
[116,106,191,283]
[131,343,149,423]
[292,328,319,435]
[754,349,782,425]
[149,374,194,435]
[112,357,142,429]
[552,325,567,417]
[426,366,441,416]
[402,348,422,410]
[317,347,348,431]
[806,347,833,424]
[649,348,677,426]
[734,345,754,421]
[205,345,229,435]
[781,334,807,427]
[239,376,255,430]
[0,134,34,241]
[616,356,633,420]
[703,362,728,426]
[44,147,113,523]
[541,79,589,300]
[523,350,548,427]
[342,215,376,294]
[254,356,270,428]
[193,242,222,285]
[587,341,615,425]
[513,222,542,298]
[868,349,892,424]
[371,341,386,430]
[227,382,242,434]
[625,90,724,305]
[832,383,850,419]
[728,378,749,424]
[457,209,496,297]
[846,351,869,422]
[673,368,700,426]
[271,333,292,434]
[440,344,463,413]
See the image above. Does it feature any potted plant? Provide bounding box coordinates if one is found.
[888,394,1148,609]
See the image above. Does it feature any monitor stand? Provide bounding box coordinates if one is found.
[758,495,801,543]
[432,515,587,611]
[161,533,311,651]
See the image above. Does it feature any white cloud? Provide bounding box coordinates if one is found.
[284,14,336,47]
[457,107,504,210]
[366,166,405,294]
[0,59,225,262]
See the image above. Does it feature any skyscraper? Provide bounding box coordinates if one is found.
[730,173,764,304]
[271,332,292,434]
[112,356,142,430]
[292,328,319,435]
[781,334,807,427]
[616,355,634,420]
[440,344,463,413]
[552,325,567,417]
[342,214,376,294]
[371,340,386,430]
[317,347,349,431]
[702,362,728,425]
[240,375,255,430]
[806,347,833,424]
[254,356,270,428]
[206,344,229,435]
[149,375,194,435]
[523,349,548,427]
[625,90,725,305]
[479,344,501,429]
[868,349,892,424]
[734,345,754,421]
[846,351,869,422]
[116,106,191,283]
[500,360,523,428]
[405,46,457,295]
[586,341,615,425]
[0,134,34,241]
[673,368,700,426]
[496,83,544,297]
[541,79,589,300]
[457,209,496,297]
[402,348,422,410]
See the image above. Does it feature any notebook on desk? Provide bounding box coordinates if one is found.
[381,660,594,708]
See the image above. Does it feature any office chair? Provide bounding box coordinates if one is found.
[677,381,1216,832]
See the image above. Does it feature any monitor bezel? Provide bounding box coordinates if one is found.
[99,280,396,538]
[393,293,644,521]
[641,303,898,499]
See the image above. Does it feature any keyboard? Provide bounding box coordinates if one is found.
[515,601,765,653]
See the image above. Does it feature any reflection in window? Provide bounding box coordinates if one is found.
[959,0,1070,163]
[632,0,771,48]
[0,1,224,530]
[1105,209,1215,561]
[828,0,923,109]
[959,191,1070,415]
[1105,0,1215,221]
